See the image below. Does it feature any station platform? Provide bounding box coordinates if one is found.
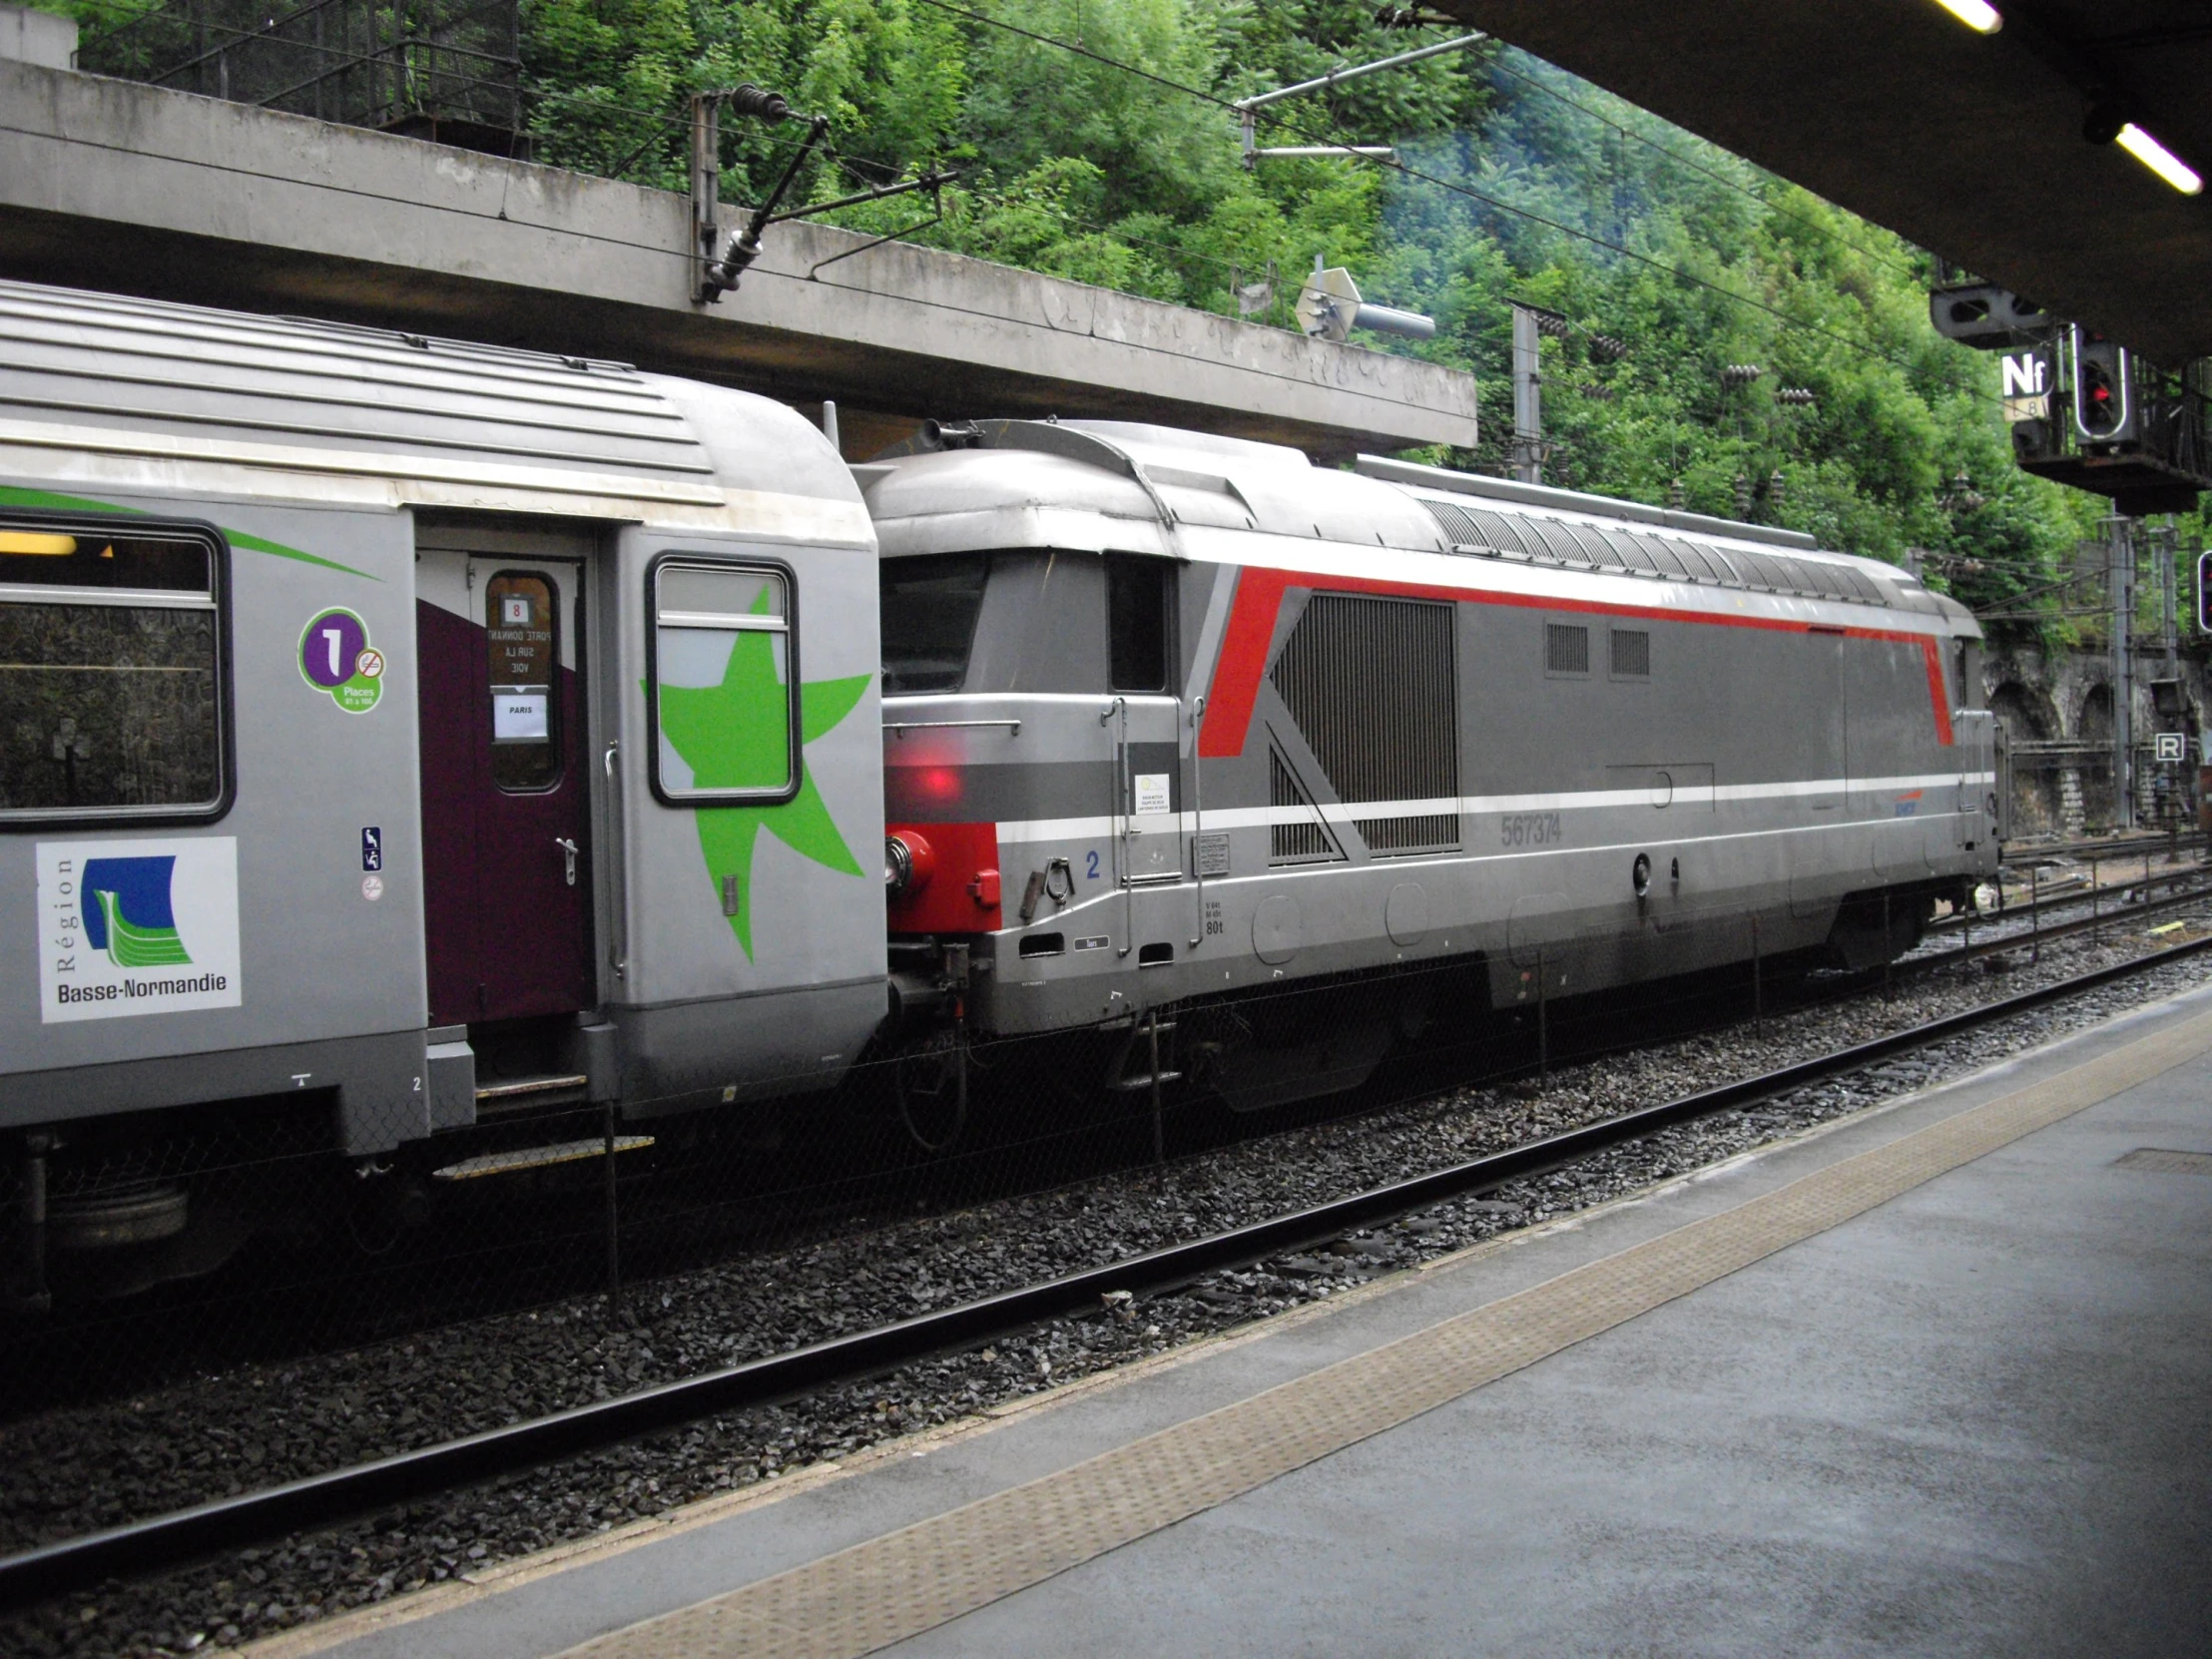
[265,983,2212,1659]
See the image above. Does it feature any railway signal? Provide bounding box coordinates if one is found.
[1928,281,2053,349]
[2069,327,2136,444]
[2197,550,2212,633]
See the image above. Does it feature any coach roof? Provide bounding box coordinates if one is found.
[0,278,864,533]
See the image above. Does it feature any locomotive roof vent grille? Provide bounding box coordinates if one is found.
[1272,595,1459,859]
[1416,497,1491,553]
[1407,493,1889,608]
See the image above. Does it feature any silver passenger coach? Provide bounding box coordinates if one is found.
[0,281,887,1204]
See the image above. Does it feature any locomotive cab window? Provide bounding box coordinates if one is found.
[1107,554,1172,693]
[486,571,560,792]
[650,559,798,805]
[881,552,989,694]
[0,520,227,822]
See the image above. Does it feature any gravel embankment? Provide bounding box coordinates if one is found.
[5,917,2210,1658]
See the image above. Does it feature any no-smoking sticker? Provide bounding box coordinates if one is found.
[298,608,384,714]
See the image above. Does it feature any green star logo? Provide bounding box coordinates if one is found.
[656,617,870,960]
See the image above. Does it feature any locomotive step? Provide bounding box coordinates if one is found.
[431,1135,655,1182]
[1110,1070,1185,1092]
[473,1073,591,1106]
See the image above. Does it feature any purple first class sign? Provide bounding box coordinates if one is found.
[301,609,367,690]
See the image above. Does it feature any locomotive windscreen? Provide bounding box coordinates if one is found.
[881,553,990,694]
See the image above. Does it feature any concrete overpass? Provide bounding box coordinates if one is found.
[0,49,1478,459]
[1437,1,2212,366]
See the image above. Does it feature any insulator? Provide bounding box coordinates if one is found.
[1720,363,1764,387]
[727,83,793,123]
[1768,469,1786,507]
[1776,386,1818,405]
[1586,333,1627,362]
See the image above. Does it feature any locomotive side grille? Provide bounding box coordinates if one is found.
[1545,622,1590,675]
[1271,595,1459,857]
[1269,750,1339,862]
[1358,812,1461,852]
[1610,627,1651,678]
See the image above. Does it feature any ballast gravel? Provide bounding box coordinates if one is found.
[6,916,2212,1658]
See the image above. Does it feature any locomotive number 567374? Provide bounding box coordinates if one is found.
[1499,812,1564,847]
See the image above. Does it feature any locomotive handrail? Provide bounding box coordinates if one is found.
[886,719,1021,738]
[602,740,627,982]
[1189,694,1208,949]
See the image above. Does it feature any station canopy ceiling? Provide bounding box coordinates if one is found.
[1434,2,2212,365]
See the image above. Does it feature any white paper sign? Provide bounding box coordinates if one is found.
[1133,773,1172,816]
[492,691,549,742]
[38,837,243,1023]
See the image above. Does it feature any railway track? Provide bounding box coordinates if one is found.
[8,919,2212,1618]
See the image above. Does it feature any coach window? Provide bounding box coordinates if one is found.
[1106,554,1172,693]
[0,521,226,823]
[649,559,799,805]
[486,571,560,792]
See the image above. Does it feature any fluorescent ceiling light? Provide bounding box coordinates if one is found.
[1930,0,2002,33]
[2116,123,2205,195]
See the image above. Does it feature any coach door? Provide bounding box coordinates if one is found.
[416,540,596,1026]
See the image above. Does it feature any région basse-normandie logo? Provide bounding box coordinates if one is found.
[82,856,193,969]
[36,837,243,1023]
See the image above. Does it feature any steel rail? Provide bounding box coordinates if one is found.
[2001,829,2204,866]
[1927,868,2212,934]
[1912,873,2212,966]
[5,932,2211,1610]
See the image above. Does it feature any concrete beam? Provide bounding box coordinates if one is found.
[0,60,1478,457]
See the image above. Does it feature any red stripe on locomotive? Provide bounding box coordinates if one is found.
[1197,566,1956,758]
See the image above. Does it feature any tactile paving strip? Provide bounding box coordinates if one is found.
[561,1008,2212,1659]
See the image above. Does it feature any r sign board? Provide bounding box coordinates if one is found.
[37,837,243,1022]
[2156,732,2187,764]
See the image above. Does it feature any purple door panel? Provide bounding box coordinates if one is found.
[416,564,594,1027]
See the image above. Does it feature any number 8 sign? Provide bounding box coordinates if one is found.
[297,607,383,714]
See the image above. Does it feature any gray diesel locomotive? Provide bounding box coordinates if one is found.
[869,418,1999,1105]
[0,279,1999,1299]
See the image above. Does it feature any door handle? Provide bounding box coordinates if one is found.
[555,836,579,886]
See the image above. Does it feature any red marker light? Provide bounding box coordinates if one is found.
[915,767,960,803]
